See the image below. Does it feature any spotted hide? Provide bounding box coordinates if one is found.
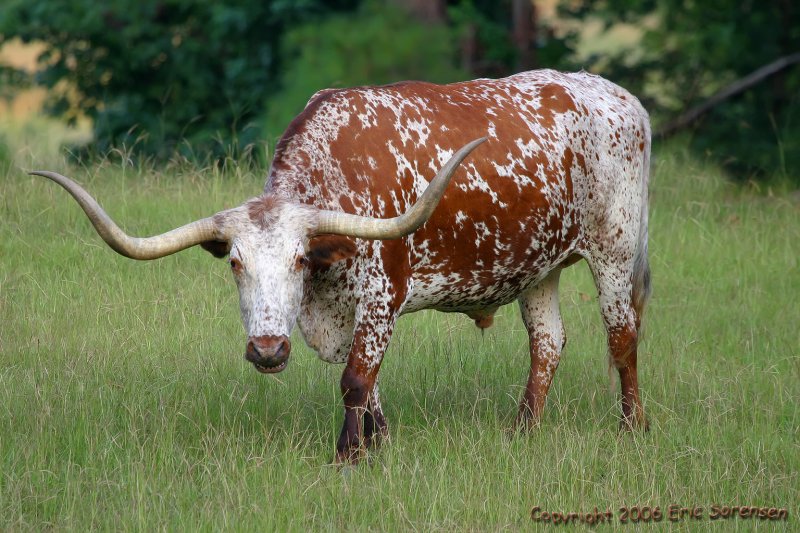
[32,69,651,465]
[271,69,652,461]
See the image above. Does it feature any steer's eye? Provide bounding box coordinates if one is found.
[229,257,243,273]
[295,255,309,270]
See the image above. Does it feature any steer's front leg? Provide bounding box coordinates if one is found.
[363,380,388,449]
[335,319,396,464]
[335,240,409,464]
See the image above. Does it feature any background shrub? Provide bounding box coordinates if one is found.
[263,1,466,140]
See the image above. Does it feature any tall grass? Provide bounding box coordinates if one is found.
[0,130,797,530]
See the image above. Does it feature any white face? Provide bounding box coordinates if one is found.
[223,201,316,342]
[229,233,306,339]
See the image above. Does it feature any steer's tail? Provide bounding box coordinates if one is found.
[631,118,652,330]
[607,114,652,393]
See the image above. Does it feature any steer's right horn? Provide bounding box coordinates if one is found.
[30,171,229,260]
[313,136,487,239]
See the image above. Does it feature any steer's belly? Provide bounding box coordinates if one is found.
[405,270,541,314]
[405,244,576,314]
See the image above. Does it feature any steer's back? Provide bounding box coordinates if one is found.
[268,70,650,313]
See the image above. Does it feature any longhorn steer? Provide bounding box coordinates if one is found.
[32,69,651,463]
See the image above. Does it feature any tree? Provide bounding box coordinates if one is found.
[561,0,800,180]
[0,0,356,161]
[450,0,574,77]
[512,0,536,71]
[263,1,465,140]
[0,0,576,162]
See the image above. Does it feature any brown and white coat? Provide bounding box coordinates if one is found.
[34,69,652,463]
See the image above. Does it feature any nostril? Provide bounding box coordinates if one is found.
[276,338,291,359]
[245,340,261,359]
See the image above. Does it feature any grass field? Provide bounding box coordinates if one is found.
[1,134,798,530]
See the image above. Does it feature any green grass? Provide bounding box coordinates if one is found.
[0,137,798,530]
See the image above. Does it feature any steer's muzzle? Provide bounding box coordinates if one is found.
[245,335,291,374]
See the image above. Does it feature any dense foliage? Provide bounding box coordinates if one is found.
[0,0,570,162]
[1,0,797,179]
[0,0,357,160]
[264,2,466,139]
[263,0,574,138]
[562,0,800,180]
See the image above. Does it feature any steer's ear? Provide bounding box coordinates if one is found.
[200,240,232,258]
[307,235,356,271]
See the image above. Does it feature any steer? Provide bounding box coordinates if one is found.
[32,69,651,463]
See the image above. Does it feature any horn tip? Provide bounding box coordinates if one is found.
[29,170,70,184]
[29,170,55,179]
[464,136,489,151]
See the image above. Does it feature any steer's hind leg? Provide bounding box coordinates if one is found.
[589,260,648,431]
[516,269,565,429]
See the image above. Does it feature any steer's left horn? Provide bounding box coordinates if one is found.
[313,136,487,239]
[29,171,229,260]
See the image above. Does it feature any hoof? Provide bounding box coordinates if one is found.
[334,446,365,466]
[363,428,390,450]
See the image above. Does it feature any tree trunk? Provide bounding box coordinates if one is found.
[513,0,537,71]
[460,22,478,75]
[772,0,795,116]
[391,0,446,24]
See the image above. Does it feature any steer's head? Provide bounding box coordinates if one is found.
[30,137,485,374]
[202,199,321,374]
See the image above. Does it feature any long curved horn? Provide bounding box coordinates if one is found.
[313,136,487,239]
[29,171,229,260]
